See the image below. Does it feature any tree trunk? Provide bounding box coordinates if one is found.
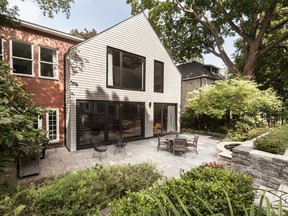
[242,45,259,79]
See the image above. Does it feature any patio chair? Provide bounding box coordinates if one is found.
[169,130,179,135]
[187,134,199,154]
[157,133,169,151]
[91,141,107,162]
[113,134,127,155]
[169,130,180,138]
[173,138,187,158]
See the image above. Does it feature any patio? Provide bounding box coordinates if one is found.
[20,133,220,183]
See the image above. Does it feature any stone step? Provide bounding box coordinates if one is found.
[254,185,288,213]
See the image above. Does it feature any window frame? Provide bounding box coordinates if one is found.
[10,40,34,77]
[38,45,58,80]
[106,46,146,91]
[154,60,164,93]
[46,108,60,144]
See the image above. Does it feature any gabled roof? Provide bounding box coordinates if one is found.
[177,61,223,81]
[68,13,178,66]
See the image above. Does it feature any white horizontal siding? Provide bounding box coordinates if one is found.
[66,13,181,151]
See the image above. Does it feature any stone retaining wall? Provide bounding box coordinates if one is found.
[231,140,288,190]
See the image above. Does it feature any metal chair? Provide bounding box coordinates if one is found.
[187,134,199,154]
[113,134,127,155]
[157,133,169,151]
[173,138,187,158]
[91,142,107,161]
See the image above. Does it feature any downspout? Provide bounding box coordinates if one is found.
[63,48,70,151]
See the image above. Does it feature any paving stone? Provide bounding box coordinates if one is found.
[20,134,219,182]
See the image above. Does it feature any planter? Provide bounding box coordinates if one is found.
[18,155,40,177]
[18,145,40,178]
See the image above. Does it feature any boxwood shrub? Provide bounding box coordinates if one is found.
[0,162,162,216]
[110,166,255,215]
[254,125,288,155]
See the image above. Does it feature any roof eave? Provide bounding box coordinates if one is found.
[20,20,84,42]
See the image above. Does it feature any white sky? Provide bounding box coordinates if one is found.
[8,0,236,68]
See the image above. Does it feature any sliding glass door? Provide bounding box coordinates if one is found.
[77,101,105,149]
[77,100,144,149]
[153,103,177,135]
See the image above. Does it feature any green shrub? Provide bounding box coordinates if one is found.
[226,130,249,141]
[109,189,159,215]
[254,125,288,155]
[110,166,255,215]
[0,162,162,216]
[247,127,270,140]
[110,185,288,216]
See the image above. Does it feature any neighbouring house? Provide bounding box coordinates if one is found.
[177,61,224,110]
[1,20,84,147]
[65,13,181,151]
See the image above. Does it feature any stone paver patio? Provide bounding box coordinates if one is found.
[21,133,220,183]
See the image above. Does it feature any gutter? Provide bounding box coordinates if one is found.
[21,20,84,42]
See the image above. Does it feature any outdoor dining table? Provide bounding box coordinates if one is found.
[164,134,190,152]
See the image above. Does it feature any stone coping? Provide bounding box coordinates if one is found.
[233,139,288,159]
[217,141,243,159]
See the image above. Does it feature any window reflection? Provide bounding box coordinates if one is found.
[77,101,144,149]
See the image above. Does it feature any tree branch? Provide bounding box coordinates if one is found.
[256,7,275,44]
[268,18,288,33]
[178,1,240,74]
[259,31,288,56]
[250,14,260,39]
[214,0,252,43]
[204,47,221,58]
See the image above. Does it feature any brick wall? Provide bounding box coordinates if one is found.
[1,26,79,147]
[181,78,215,110]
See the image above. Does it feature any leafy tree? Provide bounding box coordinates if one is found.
[235,38,288,98]
[0,62,48,178]
[70,28,97,39]
[186,78,281,132]
[0,0,74,26]
[127,0,288,78]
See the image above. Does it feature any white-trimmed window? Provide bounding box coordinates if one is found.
[46,109,59,143]
[39,46,58,79]
[0,38,3,61]
[10,40,33,76]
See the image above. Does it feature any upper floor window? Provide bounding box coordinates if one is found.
[107,47,145,91]
[0,38,3,61]
[154,60,164,93]
[39,47,58,79]
[11,41,33,76]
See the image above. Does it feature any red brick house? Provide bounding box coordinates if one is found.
[1,20,84,147]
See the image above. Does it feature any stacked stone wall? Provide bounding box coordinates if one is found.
[231,140,288,190]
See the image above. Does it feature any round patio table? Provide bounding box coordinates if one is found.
[164,135,190,152]
[164,134,190,142]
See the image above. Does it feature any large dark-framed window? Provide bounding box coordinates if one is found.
[154,60,164,93]
[76,100,145,150]
[107,47,145,91]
